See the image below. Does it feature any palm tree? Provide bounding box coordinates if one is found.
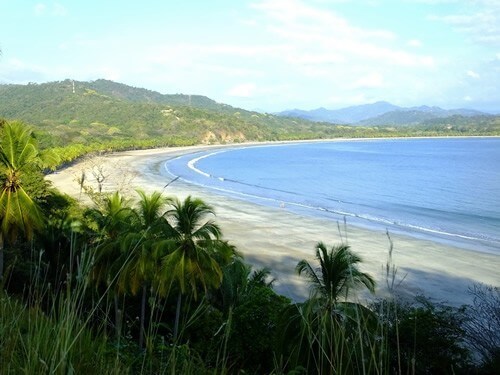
[296,242,375,308]
[216,260,275,314]
[118,189,170,348]
[216,258,251,313]
[157,196,235,340]
[0,121,58,281]
[86,192,137,338]
[86,192,135,240]
[289,242,377,373]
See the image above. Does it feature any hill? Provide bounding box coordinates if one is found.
[0,79,310,146]
[85,79,228,111]
[0,79,350,163]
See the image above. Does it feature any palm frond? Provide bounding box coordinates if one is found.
[297,242,376,307]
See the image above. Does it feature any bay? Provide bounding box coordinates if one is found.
[165,138,500,255]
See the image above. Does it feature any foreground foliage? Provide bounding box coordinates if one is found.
[0,120,58,280]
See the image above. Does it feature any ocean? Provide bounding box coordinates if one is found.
[164,138,500,255]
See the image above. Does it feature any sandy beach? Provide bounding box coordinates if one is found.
[47,142,499,307]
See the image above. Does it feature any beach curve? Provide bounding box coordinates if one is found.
[46,141,500,306]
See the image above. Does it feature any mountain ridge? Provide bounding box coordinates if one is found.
[277,101,490,125]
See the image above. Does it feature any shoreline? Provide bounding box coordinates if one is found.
[165,139,500,256]
[47,140,500,307]
[53,134,500,171]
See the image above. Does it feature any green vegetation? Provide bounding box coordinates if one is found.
[0,120,58,280]
[296,242,376,307]
[0,120,499,374]
[276,243,378,374]
[1,80,499,169]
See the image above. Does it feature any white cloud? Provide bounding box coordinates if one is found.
[252,0,396,41]
[408,39,422,47]
[250,0,435,72]
[463,95,473,101]
[34,2,68,17]
[227,83,257,97]
[34,3,46,16]
[285,52,346,65]
[466,70,480,79]
[6,58,46,73]
[172,0,439,109]
[52,3,68,17]
[429,1,500,46]
[197,63,262,78]
[352,72,385,89]
[148,43,290,64]
[18,0,494,112]
[49,0,438,110]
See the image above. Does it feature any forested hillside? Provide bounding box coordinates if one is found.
[1,79,498,166]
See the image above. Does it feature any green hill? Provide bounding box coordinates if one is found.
[0,79,261,144]
[85,79,226,110]
[0,79,335,145]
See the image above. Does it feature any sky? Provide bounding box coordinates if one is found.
[1,0,499,113]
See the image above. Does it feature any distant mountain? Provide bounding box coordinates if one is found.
[278,101,400,124]
[277,102,490,126]
[278,108,338,123]
[329,101,402,123]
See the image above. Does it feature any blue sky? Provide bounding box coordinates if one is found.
[1,0,499,112]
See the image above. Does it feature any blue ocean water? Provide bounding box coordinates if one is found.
[164,138,500,254]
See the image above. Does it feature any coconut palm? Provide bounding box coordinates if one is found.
[281,243,377,374]
[118,190,170,294]
[117,189,171,348]
[0,121,58,281]
[157,196,235,340]
[296,242,375,308]
[85,192,136,244]
[216,259,276,314]
[86,192,137,338]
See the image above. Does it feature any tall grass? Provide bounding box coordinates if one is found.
[272,232,407,375]
[1,228,482,374]
[0,232,395,375]
[277,298,393,374]
[0,248,128,374]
